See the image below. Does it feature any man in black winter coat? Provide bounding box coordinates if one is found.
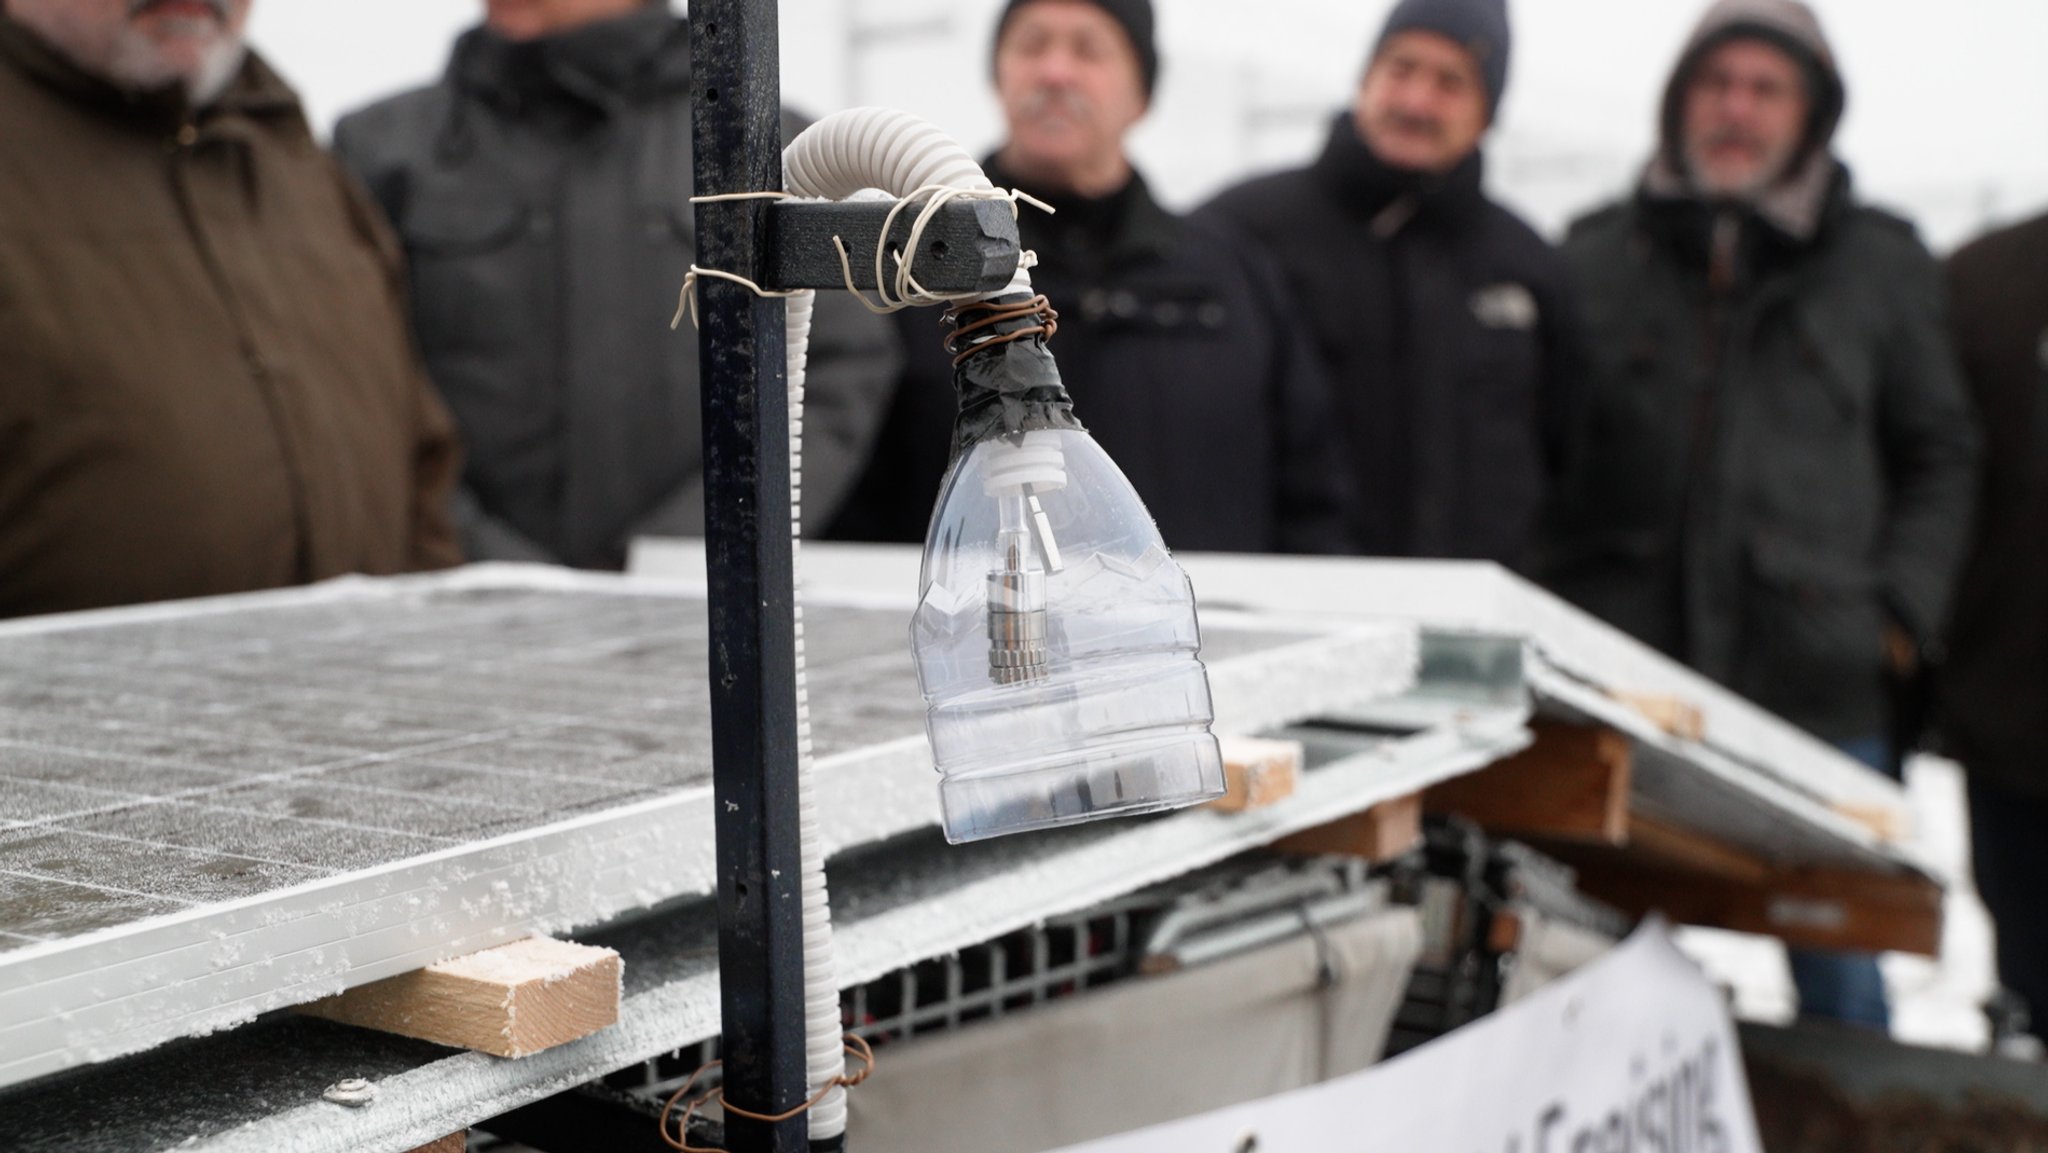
[1945,213,2048,1034]
[829,0,1350,554]
[334,0,901,570]
[1199,0,1577,567]
[1546,0,1978,1027]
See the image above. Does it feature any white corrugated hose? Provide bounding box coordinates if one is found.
[778,106,1036,1142]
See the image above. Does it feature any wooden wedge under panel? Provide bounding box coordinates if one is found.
[405,1135,466,1153]
[1207,736,1303,814]
[1273,792,1422,862]
[1612,692,1707,742]
[300,937,622,1057]
[1833,800,1912,844]
[1423,720,1633,844]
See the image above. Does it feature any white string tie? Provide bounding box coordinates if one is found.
[668,185,1052,328]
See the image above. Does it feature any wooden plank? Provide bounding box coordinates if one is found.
[1273,792,1422,862]
[299,937,621,1057]
[1205,736,1302,814]
[1566,858,1943,957]
[405,1135,466,1153]
[1423,720,1632,844]
[1623,812,1773,885]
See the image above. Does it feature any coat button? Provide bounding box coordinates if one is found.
[175,124,198,147]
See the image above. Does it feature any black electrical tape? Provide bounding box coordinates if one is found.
[948,293,1087,455]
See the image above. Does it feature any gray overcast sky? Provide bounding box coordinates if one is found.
[251,0,2048,248]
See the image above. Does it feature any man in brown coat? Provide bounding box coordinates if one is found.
[0,0,461,620]
[1945,213,2048,1035]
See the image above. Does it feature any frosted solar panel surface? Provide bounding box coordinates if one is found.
[0,576,1319,953]
[0,566,1418,1087]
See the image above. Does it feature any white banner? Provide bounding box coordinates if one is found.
[1055,920,1761,1153]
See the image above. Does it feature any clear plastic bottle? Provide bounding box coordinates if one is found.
[913,429,1225,842]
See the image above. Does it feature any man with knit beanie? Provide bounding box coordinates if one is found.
[1543,0,1978,1028]
[832,0,1351,554]
[1198,0,1578,569]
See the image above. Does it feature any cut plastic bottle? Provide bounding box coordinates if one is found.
[913,429,1226,843]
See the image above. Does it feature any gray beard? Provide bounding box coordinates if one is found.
[183,40,245,105]
[95,12,246,105]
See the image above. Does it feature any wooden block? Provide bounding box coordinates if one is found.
[1486,907,1524,954]
[1612,692,1706,742]
[405,1135,466,1153]
[1206,736,1302,813]
[300,937,621,1057]
[1273,792,1422,862]
[1424,720,1633,844]
[1833,801,1912,844]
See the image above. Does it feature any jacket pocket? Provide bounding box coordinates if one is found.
[402,197,527,254]
[397,197,534,368]
[1739,532,1885,715]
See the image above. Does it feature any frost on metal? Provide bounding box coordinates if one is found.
[1173,554,1936,878]
[0,565,1416,1089]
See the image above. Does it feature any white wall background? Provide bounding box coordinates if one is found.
[250,1,2048,249]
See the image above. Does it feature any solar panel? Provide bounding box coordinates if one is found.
[0,566,1416,1088]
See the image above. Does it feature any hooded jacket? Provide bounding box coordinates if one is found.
[334,7,901,569]
[830,157,1353,555]
[1198,114,1581,567]
[1545,0,1979,741]
[0,17,461,619]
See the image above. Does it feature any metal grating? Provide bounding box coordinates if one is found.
[599,907,1142,1108]
[601,855,1392,1110]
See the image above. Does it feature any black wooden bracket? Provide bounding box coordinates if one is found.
[764,199,1020,295]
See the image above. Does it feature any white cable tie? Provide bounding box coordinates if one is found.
[671,265,811,331]
[688,190,795,204]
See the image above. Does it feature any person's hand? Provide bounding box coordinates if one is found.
[1883,621,1920,677]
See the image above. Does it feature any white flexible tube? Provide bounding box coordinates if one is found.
[779,106,1036,1143]
[781,287,847,1139]
[784,107,1035,299]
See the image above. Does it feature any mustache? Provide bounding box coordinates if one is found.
[128,0,230,19]
[1699,128,1768,155]
[1379,109,1445,140]
[1017,87,1094,121]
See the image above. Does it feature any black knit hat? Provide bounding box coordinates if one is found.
[1372,0,1511,118]
[993,0,1159,100]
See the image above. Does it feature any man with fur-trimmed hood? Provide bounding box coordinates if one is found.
[1543,0,1979,1027]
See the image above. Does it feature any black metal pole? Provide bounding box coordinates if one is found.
[689,2,810,1152]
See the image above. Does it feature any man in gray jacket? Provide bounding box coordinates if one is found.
[335,0,900,569]
[1545,0,1978,1027]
